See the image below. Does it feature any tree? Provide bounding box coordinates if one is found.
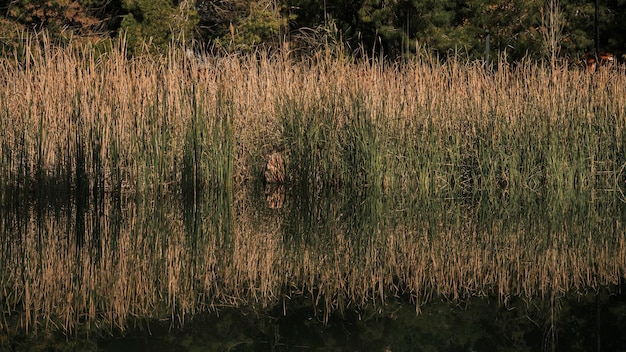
[285,0,539,61]
[2,0,99,39]
[196,0,287,53]
[120,0,198,54]
[2,0,625,60]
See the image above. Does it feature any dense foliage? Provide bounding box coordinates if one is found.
[1,0,625,60]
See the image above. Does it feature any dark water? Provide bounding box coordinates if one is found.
[8,291,626,351]
[1,183,626,351]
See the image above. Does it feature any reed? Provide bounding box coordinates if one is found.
[1,34,626,334]
[1,36,625,198]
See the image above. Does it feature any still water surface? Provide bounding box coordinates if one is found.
[1,185,625,351]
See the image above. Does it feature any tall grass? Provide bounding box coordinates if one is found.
[1,35,626,333]
[1,36,625,198]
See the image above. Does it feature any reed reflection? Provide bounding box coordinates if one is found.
[0,182,625,335]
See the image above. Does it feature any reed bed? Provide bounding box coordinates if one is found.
[1,37,626,198]
[1,36,626,333]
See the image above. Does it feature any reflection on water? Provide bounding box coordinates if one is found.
[1,184,625,350]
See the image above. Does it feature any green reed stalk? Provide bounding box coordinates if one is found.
[2,34,624,199]
[1,35,626,333]
[183,82,203,200]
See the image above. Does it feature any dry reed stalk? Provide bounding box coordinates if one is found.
[1,41,623,194]
[1,36,626,333]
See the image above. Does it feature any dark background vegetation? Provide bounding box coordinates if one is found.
[0,0,625,61]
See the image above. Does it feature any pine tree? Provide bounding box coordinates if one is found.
[120,0,198,54]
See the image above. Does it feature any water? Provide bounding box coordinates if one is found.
[7,291,626,351]
[1,183,625,351]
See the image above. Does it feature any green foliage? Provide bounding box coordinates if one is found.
[285,0,626,61]
[2,0,626,59]
[225,3,285,51]
[5,0,98,33]
[120,0,198,54]
[0,0,100,48]
[197,0,287,53]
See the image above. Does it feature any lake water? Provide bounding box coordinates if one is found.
[1,183,625,351]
